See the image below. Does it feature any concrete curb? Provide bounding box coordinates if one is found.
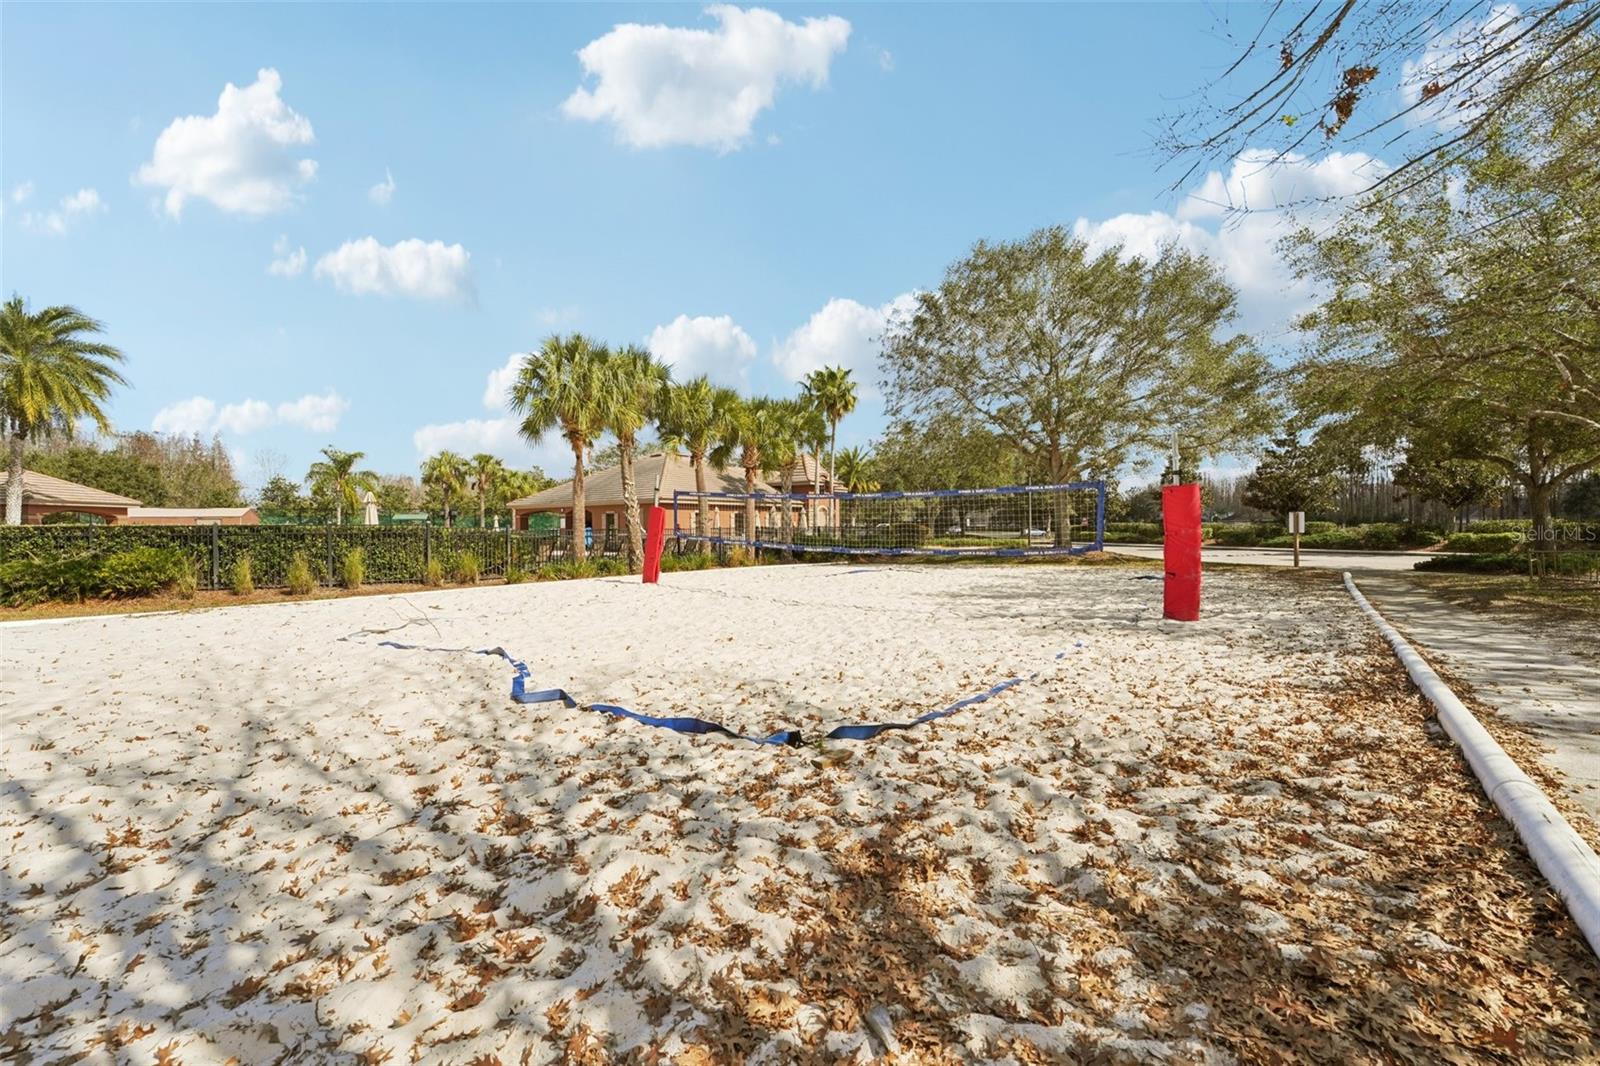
[1344,571,1600,957]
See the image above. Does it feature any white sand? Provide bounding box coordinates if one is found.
[3,564,1597,1063]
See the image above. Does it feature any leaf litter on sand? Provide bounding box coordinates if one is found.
[0,566,1596,1063]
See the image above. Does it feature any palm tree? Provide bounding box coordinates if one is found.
[467,453,508,527]
[510,333,612,563]
[421,451,467,527]
[658,376,738,542]
[835,446,878,493]
[307,447,379,525]
[603,345,669,572]
[712,395,781,553]
[762,399,811,551]
[0,297,128,525]
[798,388,830,531]
[834,445,877,531]
[803,365,858,530]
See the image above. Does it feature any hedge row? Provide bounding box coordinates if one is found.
[1440,531,1525,553]
[1460,518,1600,543]
[1208,522,1444,550]
[1416,551,1600,575]
[0,525,619,590]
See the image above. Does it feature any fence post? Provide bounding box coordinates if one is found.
[325,527,334,586]
[210,524,220,589]
[506,525,512,574]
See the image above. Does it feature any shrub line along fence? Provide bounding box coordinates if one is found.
[0,525,640,590]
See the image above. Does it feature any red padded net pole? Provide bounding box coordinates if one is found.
[1162,483,1202,621]
[642,506,667,584]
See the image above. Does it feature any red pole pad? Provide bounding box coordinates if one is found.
[642,506,668,584]
[1162,484,1202,621]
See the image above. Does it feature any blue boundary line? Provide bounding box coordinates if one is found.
[375,639,1083,746]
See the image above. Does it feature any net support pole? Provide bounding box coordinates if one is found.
[1162,483,1201,621]
[642,505,667,584]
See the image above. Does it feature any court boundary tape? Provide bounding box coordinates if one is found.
[1343,572,1600,958]
[374,640,1082,747]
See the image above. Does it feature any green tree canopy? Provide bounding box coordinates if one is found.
[881,227,1273,489]
[1286,47,1600,538]
[1242,434,1341,517]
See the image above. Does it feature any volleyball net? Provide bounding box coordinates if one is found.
[670,481,1106,557]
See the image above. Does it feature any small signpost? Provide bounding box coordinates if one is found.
[1288,511,1306,567]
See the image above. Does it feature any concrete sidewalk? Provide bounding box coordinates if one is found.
[1107,543,1440,572]
[1354,573,1600,829]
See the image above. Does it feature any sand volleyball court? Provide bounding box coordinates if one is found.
[2,564,1597,1063]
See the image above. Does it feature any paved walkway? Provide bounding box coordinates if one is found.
[1107,543,1441,572]
[1353,573,1600,829]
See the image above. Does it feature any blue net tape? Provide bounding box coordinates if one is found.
[376,639,1084,747]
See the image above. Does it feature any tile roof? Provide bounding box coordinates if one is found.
[0,470,142,508]
[508,452,777,510]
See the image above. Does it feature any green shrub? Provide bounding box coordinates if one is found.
[726,546,754,567]
[173,561,199,600]
[424,557,445,586]
[341,547,366,590]
[98,546,188,598]
[1463,519,1529,534]
[661,552,714,572]
[1443,531,1523,553]
[1211,524,1264,546]
[285,552,316,595]
[230,554,255,596]
[1415,552,1525,574]
[453,551,481,585]
[503,563,528,584]
[537,560,597,581]
[0,552,104,606]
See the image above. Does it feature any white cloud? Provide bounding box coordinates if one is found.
[267,234,307,277]
[150,390,347,437]
[10,181,33,204]
[22,187,107,235]
[136,68,316,218]
[482,353,522,411]
[151,396,219,437]
[1176,148,1382,219]
[216,399,276,435]
[276,392,349,432]
[368,168,396,206]
[771,293,917,389]
[646,314,757,385]
[411,415,572,473]
[878,49,894,72]
[313,237,474,303]
[1073,149,1385,337]
[563,5,852,151]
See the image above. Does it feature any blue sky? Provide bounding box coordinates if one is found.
[2,3,1395,489]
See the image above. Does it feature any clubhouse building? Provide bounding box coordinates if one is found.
[506,451,837,540]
